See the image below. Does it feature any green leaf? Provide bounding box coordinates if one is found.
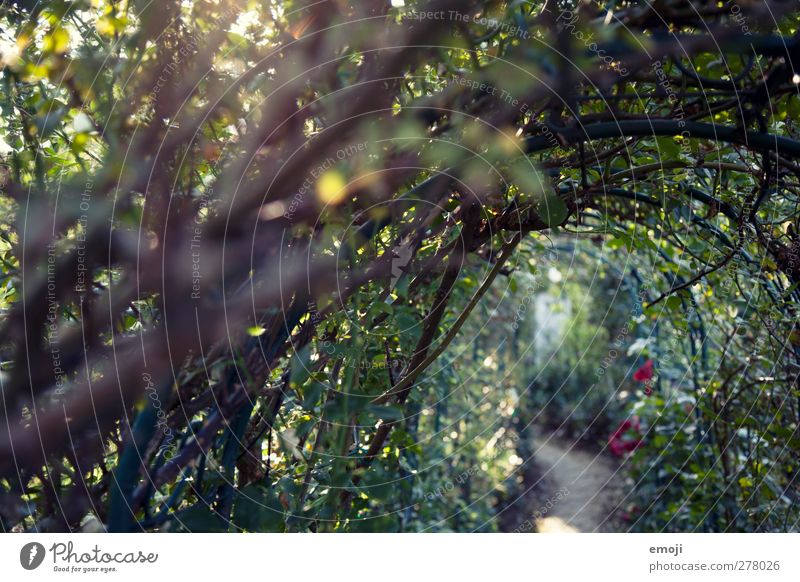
[538,194,568,227]
[365,404,405,422]
[174,506,229,532]
[655,136,681,159]
[290,345,313,385]
[608,233,634,252]
[302,382,325,410]
[232,485,285,532]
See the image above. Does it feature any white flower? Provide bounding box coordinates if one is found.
[0,37,20,68]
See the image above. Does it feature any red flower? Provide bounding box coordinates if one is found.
[610,417,640,439]
[608,417,642,457]
[633,359,654,382]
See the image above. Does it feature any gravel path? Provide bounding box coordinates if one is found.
[529,435,624,533]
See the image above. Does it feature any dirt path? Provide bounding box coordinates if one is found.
[511,434,625,533]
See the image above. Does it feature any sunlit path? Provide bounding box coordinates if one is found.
[531,436,623,533]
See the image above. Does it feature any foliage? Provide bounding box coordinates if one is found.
[0,0,799,533]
